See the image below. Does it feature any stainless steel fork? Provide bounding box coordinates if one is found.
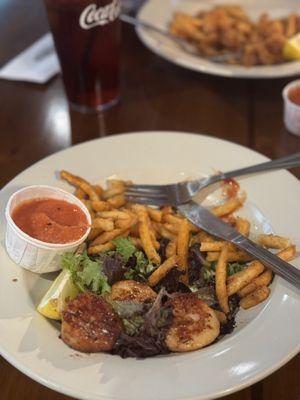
[126,152,300,206]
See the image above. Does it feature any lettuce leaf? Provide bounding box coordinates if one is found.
[61,251,110,295]
[112,237,136,262]
[202,261,248,284]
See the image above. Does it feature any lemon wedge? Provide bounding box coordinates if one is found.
[37,269,79,320]
[283,33,300,61]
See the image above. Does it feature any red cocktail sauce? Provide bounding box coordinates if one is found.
[288,86,300,106]
[12,198,88,244]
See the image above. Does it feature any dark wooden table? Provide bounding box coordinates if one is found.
[0,0,299,399]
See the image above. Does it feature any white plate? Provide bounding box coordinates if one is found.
[137,0,300,78]
[0,132,299,400]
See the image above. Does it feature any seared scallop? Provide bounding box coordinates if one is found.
[61,292,122,353]
[165,294,220,352]
[107,280,157,303]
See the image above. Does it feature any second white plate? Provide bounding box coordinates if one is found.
[137,0,300,79]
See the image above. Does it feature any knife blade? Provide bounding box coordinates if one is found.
[178,201,300,290]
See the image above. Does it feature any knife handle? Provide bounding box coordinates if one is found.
[234,237,300,290]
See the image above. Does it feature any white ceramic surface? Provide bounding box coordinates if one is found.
[5,185,91,273]
[137,0,300,79]
[0,132,299,400]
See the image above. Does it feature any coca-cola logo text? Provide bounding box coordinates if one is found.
[79,0,121,29]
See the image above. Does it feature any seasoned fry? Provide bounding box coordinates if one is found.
[148,255,178,287]
[238,269,273,298]
[103,180,126,199]
[135,206,161,265]
[161,206,174,215]
[153,222,177,241]
[60,170,99,201]
[74,187,87,199]
[235,217,250,236]
[213,310,227,324]
[200,241,227,252]
[215,245,230,314]
[212,196,245,217]
[190,230,215,245]
[177,219,190,283]
[93,185,104,198]
[91,228,129,246]
[115,217,137,230]
[227,260,265,296]
[166,240,177,258]
[240,286,270,309]
[91,200,110,212]
[107,194,126,208]
[87,227,103,241]
[97,210,129,220]
[146,207,163,222]
[276,245,296,261]
[257,234,291,249]
[87,242,116,255]
[206,250,252,263]
[92,218,114,232]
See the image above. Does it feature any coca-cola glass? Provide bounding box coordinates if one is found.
[43,0,121,111]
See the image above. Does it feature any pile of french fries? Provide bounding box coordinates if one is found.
[169,5,300,66]
[60,170,296,323]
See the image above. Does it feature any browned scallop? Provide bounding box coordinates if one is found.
[61,292,122,353]
[165,294,220,352]
[107,280,157,303]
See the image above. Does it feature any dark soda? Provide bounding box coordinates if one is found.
[44,0,121,111]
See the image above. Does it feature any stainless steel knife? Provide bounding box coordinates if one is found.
[178,201,300,290]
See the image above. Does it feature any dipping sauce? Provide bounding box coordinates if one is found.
[11,198,89,244]
[288,86,300,106]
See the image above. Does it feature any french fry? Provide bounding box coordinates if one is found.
[166,241,177,258]
[235,217,250,236]
[213,310,227,324]
[87,227,103,241]
[276,245,296,261]
[212,195,245,217]
[135,206,161,265]
[177,218,190,283]
[60,170,99,201]
[163,214,182,224]
[153,222,177,241]
[74,187,87,199]
[238,269,273,298]
[206,250,252,263]
[239,286,270,309]
[227,260,265,296]
[92,218,114,232]
[257,234,291,249]
[91,200,110,212]
[148,255,178,286]
[161,206,174,215]
[215,245,230,314]
[146,207,163,222]
[163,223,179,234]
[115,216,137,230]
[107,194,126,208]
[93,185,104,198]
[88,242,116,255]
[97,210,129,220]
[200,241,227,252]
[190,230,215,245]
[91,228,129,246]
[149,224,160,251]
[103,180,126,199]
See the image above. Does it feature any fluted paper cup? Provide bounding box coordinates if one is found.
[283,80,300,137]
[5,185,91,273]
